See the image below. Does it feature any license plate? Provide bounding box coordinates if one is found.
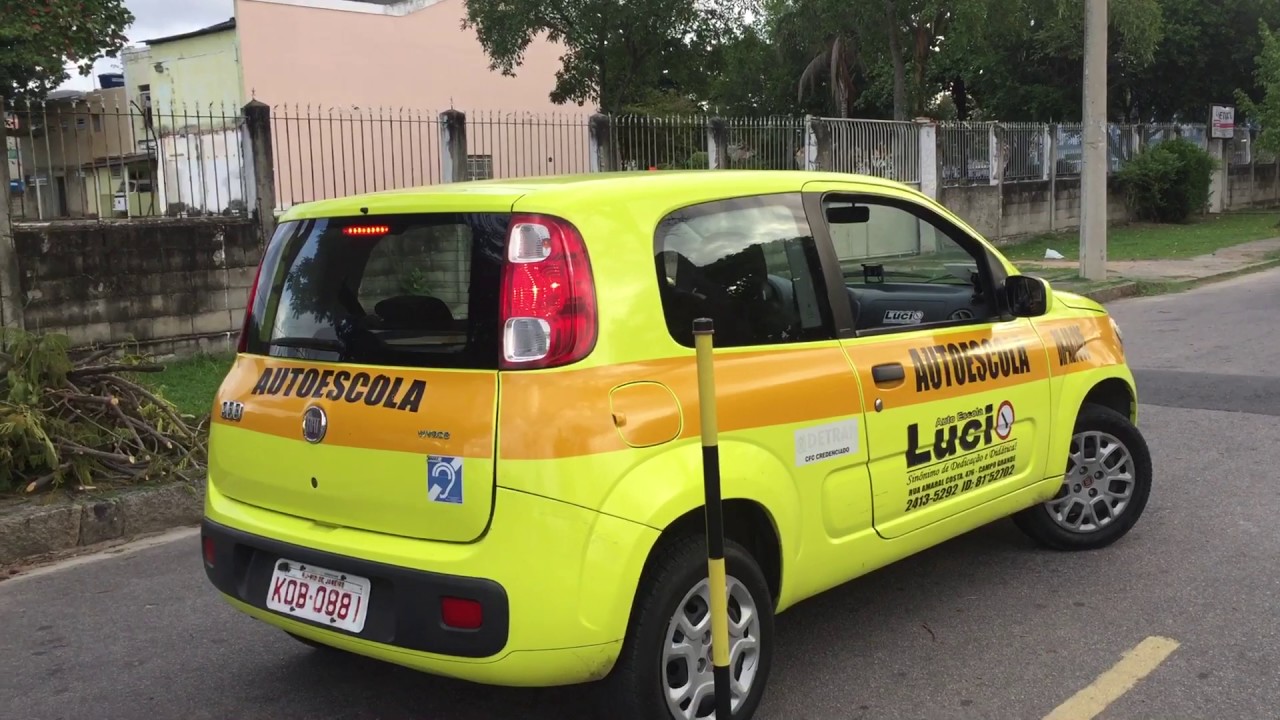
[266,559,371,634]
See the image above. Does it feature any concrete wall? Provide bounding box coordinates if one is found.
[941,177,1130,240]
[11,218,260,356]
[1227,163,1280,209]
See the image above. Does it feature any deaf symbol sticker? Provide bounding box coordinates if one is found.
[995,401,1015,440]
[427,456,463,504]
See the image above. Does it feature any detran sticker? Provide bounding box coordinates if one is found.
[795,419,859,466]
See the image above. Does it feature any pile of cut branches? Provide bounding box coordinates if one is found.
[1,328,208,495]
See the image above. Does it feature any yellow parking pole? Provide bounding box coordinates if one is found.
[693,317,733,719]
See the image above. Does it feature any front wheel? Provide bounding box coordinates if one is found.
[1013,403,1152,551]
[604,535,774,720]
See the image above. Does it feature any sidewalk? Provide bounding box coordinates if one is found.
[1019,237,1280,301]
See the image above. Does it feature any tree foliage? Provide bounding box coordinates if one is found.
[0,329,206,495]
[460,0,752,112]
[463,0,1280,126]
[937,0,1165,122]
[1236,22,1280,154]
[0,0,134,101]
[1130,0,1280,122]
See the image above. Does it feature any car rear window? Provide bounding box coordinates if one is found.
[243,213,507,370]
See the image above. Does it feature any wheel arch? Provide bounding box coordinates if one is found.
[1082,376,1136,424]
[593,439,800,633]
[645,499,783,607]
[1045,370,1139,482]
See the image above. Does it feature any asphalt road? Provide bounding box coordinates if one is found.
[4,268,1280,720]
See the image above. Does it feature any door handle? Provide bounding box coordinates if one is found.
[872,362,905,385]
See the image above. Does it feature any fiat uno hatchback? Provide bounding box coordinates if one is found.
[201,170,1150,720]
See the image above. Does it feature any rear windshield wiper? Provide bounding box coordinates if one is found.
[267,337,347,354]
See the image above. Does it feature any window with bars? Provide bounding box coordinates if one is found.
[466,155,493,181]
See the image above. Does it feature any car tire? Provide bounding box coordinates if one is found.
[1013,403,1152,551]
[603,534,774,720]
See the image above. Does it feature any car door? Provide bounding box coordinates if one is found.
[651,191,878,570]
[802,182,1055,539]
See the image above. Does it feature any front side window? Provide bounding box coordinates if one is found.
[822,197,998,332]
[654,193,835,348]
[244,213,506,369]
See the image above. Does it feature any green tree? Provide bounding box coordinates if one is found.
[1128,0,1280,122]
[1,0,134,101]
[941,0,1164,121]
[791,0,961,120]
[1236,22,1280,154]
[460,0,751,112]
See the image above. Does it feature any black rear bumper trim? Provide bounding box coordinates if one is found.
[201,518,509,658]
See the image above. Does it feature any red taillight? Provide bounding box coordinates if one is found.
[441,596,483,629]
[499,214,597,369]
[342,224,390,237]
[236,259,265,353]
[202,535,216,567]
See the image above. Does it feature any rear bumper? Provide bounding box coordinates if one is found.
[202,480,659,686]
[202,518,510,658]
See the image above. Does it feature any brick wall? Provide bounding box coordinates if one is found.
[11,218,261,356]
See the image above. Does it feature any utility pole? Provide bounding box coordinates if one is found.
[0,98,25,330]
[1080,0,1108,281]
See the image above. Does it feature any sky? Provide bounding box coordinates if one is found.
[58,0,235,91]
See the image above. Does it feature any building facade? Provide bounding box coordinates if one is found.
[8,85,156,220]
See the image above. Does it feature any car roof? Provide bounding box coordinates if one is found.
[277,170,920,221]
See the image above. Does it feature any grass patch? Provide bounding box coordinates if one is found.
[139,352,235,418]
[1000,211,1280,262]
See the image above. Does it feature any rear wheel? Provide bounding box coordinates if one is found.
[605,535,774,720]
[1014,403,1152,550]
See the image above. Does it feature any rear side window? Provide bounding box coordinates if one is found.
[244,213,507,369]
[654,193,835,348]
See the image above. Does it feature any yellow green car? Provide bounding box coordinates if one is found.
[201,170,1150,720]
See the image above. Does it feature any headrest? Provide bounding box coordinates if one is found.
[374,295,454,328]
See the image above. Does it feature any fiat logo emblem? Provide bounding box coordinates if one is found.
[302,406,328,444]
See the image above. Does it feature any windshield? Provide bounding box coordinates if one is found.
[243,213,507,370]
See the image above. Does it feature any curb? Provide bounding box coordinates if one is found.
[1164,257,1280,292]
[1077,258,1280,303]
[1081,282,1141,303]
[0,476,204,571]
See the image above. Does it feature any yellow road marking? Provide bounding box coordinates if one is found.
[1043,636,1181,720]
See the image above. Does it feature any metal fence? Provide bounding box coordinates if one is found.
[469,111,593,178]
[825,118,921,185]
[719,117,808,170]
[267,111,809,207]
[270,105,444,208]
[7,97,1278,219]
[5,99,249,221]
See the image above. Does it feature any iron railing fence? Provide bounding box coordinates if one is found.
[823,118,921,186]
[8,97,1276,218]
[7,99,248,221]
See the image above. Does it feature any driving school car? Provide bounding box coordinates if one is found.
[200,170,1151,720]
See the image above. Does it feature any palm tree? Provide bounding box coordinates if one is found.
[797,33,865,118]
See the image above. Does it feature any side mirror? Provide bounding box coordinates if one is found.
[1005,275,1051,317]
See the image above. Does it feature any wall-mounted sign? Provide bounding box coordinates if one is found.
[1210,105,1235,139]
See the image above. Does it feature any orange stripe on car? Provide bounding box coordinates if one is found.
[210,356,497,459]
